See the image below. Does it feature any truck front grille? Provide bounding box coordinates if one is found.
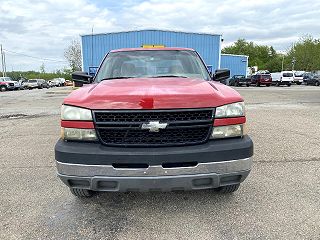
[93,109,214,147]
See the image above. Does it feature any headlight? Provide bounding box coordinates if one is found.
[61,105,92,121]
[215,102,245,118]
[210,124,245,139]
[61,128,97,141]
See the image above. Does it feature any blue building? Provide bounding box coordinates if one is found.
[221,54,249,77]
[81,29,247,77]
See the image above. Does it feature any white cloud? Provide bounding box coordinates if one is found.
[0,0,319,71]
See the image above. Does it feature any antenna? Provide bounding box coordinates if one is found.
[1,44,5,77]
[91,26,94,67]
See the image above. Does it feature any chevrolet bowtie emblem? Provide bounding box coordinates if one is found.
[141,121,168,132]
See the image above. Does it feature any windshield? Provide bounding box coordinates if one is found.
[0,77,12,81]
[95,50,211,82]
[29,80,37,83]
[283,72,293,77]
[234,75,245,78]
[294,72,303,77]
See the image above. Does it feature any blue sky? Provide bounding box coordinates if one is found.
[0,0,320,71]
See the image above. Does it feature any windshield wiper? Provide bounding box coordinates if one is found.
[152,75,188,78]
[100,77,135,81]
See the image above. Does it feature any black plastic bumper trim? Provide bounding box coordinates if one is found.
[55,136,253,166]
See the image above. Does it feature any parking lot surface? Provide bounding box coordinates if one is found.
[1,86,320,240]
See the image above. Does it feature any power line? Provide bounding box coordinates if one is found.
[3,49,68,63]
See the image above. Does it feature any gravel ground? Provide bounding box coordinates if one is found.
[0,85,319,240]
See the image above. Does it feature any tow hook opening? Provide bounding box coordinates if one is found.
[112,163,149,169]
[162,161,198,168]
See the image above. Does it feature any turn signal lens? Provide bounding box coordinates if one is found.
[61,127,97,141]
[210,124,244,139]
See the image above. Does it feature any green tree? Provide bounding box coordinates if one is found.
[286,35,320,71]
[64,39,82,72]
[222,39,283,72]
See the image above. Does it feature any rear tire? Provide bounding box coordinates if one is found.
[287,83,291,87]
[246,83,250,87]
[297,82,302,85]
[0,86,6,92]
[214,184,240,193]
[266,84,271,87]
[70,188,94,198]
[315,81,319,86]
[256,82,260,87]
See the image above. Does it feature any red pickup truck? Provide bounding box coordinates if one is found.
[55,48,253,197]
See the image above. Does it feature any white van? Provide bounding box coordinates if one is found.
[293,71,305,85]
[271,71,293,86]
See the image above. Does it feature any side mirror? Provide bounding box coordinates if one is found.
[72,71,92,84]
[213,69,230,81]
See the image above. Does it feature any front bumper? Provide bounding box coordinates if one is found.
[55,136,253,192]
[6,85,15,90]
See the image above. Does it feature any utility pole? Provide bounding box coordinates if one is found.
[1,44,5,77]
[3,51,7,76]
[281,55,284,72]
[292,57,296,71]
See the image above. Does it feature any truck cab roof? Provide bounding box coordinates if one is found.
[110,47,195,53]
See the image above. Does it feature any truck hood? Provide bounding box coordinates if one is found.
[4,81,17,84]
[64,78,243,109]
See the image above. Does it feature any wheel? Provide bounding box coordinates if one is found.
[214,184,240,193]
[287,83,291,87]
[266,84,271,87]
[246,83,250,87]
[235,81,239,87]
[297,82,302,85]
[315,81,319,86]
[276,82,280,87]
[70,188,94,198]
[256,82,260,87]
[0,86,6,92]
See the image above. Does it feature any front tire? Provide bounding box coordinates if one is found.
[214,184,240,193]
[70,188,94,198]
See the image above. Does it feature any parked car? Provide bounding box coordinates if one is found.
[271,71,293,86]
[54,47,253,198]
[48,80,54,88]
[250,73,272,87]
[0,77,21,91]
[18,78,28,89]
[51,78,66,87]
[65,80,73,86]
[303,72,314,85]
[38,79,50,88]
[304,73,320,86]
[25,79,41,89]
[229,75,251,87]
[293,71,305,85]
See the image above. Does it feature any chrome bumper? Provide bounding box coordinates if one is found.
[56,157,252,177]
